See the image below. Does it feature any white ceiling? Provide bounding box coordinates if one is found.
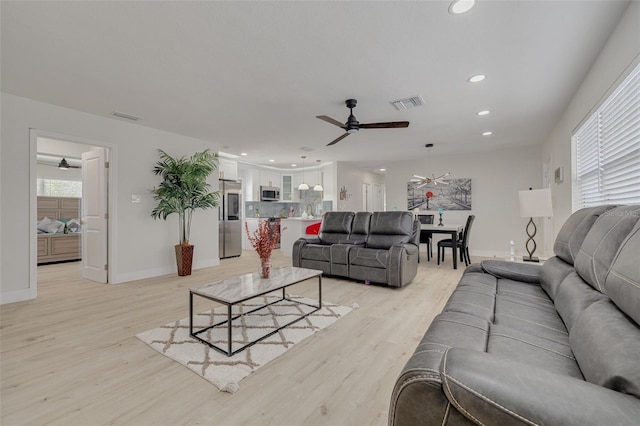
[1,1,630,171]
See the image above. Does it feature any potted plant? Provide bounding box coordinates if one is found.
[151,149,220,276]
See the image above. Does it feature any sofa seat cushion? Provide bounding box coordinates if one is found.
[349,247,389,269]
[487,324,583,379]
[442,274,497,323]
[498,279,552,304]
[300,244,331,262]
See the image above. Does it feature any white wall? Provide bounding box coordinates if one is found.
[385,145,543,258]
[1,93,222,304]
[543,1,640,250]
[336,161,384,212]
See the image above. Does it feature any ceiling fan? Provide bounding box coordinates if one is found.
[411,144,450,187]
[57,158,81,170]
[317,99,410,146]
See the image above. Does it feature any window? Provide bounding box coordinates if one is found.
[574,61,640,209]
[36,178,82,198]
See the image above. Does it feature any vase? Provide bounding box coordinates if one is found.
[175,244,194,276]
[260,258,271,278]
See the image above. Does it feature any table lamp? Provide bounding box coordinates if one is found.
[518,188,553,262]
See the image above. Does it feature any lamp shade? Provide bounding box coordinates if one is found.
[519,188,553,218]
[298,182,309,190]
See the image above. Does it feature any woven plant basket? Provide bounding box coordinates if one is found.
[175,244,194,276]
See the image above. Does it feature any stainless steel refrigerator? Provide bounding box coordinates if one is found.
[219,179,242,258]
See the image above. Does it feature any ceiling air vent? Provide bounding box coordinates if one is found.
[391,96,425,111]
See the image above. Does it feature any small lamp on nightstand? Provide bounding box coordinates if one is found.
[518,188,553,262]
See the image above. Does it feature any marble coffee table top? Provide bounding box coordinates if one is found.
[190,266,322,304]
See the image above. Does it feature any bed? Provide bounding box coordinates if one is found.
[37,196,82,264]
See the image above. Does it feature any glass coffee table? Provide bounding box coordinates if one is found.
[189,266,323,356]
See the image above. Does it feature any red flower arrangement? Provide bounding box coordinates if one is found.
[245,219,283,261]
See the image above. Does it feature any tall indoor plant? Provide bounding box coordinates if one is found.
[151,149,220,276]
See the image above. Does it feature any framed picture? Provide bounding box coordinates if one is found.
[407,178,472,211]
[554,166,564,184]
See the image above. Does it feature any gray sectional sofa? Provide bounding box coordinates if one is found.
[292,211,419,287]
[390,205,640,425]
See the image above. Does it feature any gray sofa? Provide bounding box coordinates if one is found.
[292,211,419,287]
[390,205,640,425]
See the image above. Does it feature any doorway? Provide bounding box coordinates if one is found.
[30,130,115,296]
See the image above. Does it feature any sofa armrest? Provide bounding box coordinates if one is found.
[292,237,321,267]
[394,243,418,256]
[480,260,542,284]
[441,348,640,426]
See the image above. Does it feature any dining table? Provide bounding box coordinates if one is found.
[420,223,465,269]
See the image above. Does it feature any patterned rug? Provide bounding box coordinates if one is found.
[136,295,352,393]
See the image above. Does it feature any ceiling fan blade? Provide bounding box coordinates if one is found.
[327,133,350,146]
[359,121,410,129]
[412,174,427,180]
[317,115,347,129]
[416,182,429,189]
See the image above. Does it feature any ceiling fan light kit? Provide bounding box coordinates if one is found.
[58,158,70,170]
[317,99,410,146]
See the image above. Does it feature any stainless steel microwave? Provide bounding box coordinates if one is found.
[260,186,280,201]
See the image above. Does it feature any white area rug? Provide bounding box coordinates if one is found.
[136,295,351,393]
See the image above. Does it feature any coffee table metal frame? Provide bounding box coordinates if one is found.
[189,266,323,357]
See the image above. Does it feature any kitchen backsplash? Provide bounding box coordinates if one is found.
[245,201,332,218]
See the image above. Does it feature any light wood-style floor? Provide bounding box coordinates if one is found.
[1,250,466,426]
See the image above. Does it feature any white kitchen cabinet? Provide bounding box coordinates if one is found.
[218,158,238,181]
[259,170,281,189]
[281,175,292,201]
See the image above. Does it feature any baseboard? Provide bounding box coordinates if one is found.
[110,258,221,284]
[0,287,36,305]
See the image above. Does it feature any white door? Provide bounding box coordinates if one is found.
[372,183,385,211]
[362,183,371,211]
[81,149,108,283]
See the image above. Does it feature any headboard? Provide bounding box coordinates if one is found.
[37,196,81,221]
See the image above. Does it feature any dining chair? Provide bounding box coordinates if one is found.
[417,214,434,261]
[437,214,475,267]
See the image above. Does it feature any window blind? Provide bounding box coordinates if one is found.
[574,62,640,208]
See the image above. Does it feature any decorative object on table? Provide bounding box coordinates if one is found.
[438,208,444,226]
[150,149,220,276]
[245,219,282,278]
[518,187,553,262]
[408,178,472,211]
[298,155,309,190]
[137,295,352,393]
[313,160,324,192]
[411,144,450,189]
[316,98,409,146]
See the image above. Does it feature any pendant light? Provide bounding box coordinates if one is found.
[313,160,324,191]
[298,156,309,190]
[58,158,70,170]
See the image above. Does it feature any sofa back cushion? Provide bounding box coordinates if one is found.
[570,300,640,398]
[574,206,640,293]
[365,211,414,249]
[604,219,640,325]
[349,212,372,241]
[553,205,616,265]
[318,211,354,244]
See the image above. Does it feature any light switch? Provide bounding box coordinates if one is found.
[131,194,141,204]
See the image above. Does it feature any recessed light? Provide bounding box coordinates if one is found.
[379,168,386,172]
[482,131,493,136]
[477,110,491,116]
[468,74,486,83]
[291,164,297,167]
[269,159,275,163]
[449,0,476,15]
[240,152,248,156]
